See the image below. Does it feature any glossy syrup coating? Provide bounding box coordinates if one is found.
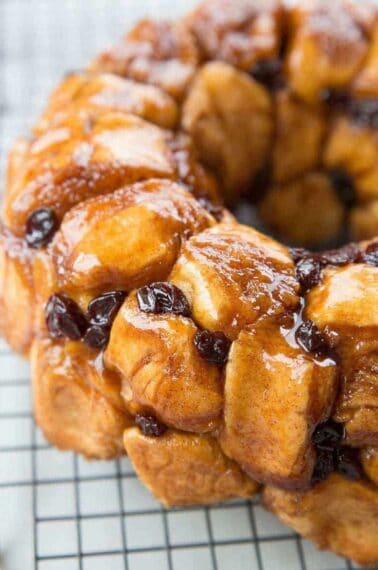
[49,179,215,291]
[32,338,131,459]
[220,321,337,489]
[306,263,378,447]
[105,292,224,433]
[170,224,299,340]
[35,72,179,132]
[0,0,378,565]
[90,19,200,101]
[3,111,177,236]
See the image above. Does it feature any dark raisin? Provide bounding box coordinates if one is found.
[83,291,127,350]
[295,320,330,357]
[360,241,378,267]
[312,420,344,451]
[250,58,284,91]
[295,257,322,290]
[321,89,350,113]
[348,98,378,129]
[45,293,88,340]
[197,197,224,222]
[328,168,356,207]
[135,414,167,437]
[194,330,231,366]
[289,247,309,264]
[317,243,361,266]
[312,448,334,485]
[137,282,190,317]
[87,291,127,326]
[25,207,59,248]
[322,90,378,128]
[83,325,110,350]
[335,447,363,481]
[312,417,363,485]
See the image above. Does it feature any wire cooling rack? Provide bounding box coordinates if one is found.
[0,1,366,569]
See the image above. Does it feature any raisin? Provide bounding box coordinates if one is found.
[312,420,344,451]
[250,58,284,91]
[194,330,231,366]
[295,257,322,290]
[295,320,330,357]
[292,243,361,282]
[317,243,361,266]
[348,98,378,129]
[82,291,126,350]
[335,447,363,481]
[312,420,363,486]
[135,414,167,437]
[321,89,350,113]
[25,207,59,248]
[328,168,356,207]
[45,293,88,340]
[197,197,224,222]
[137,282,190,317]
[322,90,378,128]
[312,448,334,485]
[289,247,309,264]
[360,241,378,267]
[87,291,127,326]
[83,325,110,350]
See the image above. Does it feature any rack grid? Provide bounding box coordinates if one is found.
[0,1,362,568]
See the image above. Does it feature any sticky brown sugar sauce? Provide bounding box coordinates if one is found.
[1,0,378,565]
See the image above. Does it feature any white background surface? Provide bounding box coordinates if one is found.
[0,1,363,569]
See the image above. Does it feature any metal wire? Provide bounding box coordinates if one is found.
[0,1,355,568]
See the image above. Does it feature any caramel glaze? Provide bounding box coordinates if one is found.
[0,0,376,474]
[1,0,378,563]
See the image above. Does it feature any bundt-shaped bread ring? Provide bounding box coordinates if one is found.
[1,0,378,565]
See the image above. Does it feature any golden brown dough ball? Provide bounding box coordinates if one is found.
[264,474,378,566]
[1,1,378,565]
[350,200,378,240]
[287,0,369,103]
[0,231,35,354]
[35,72,179,132]
[105,292,223,433]
[187,0,284,70]
[90,19,199,100]
[259,172,345,246]
[182,62,273,200]
[220,321,337,489]
[32,338,131,459]
[124,428,258,506]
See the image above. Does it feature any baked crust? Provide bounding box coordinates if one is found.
[32,338,131,459]
[264,474,378,566]
[124,428,258,506]
[1,0,378,564]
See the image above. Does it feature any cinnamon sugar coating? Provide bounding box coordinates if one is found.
[1,0,378,564]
